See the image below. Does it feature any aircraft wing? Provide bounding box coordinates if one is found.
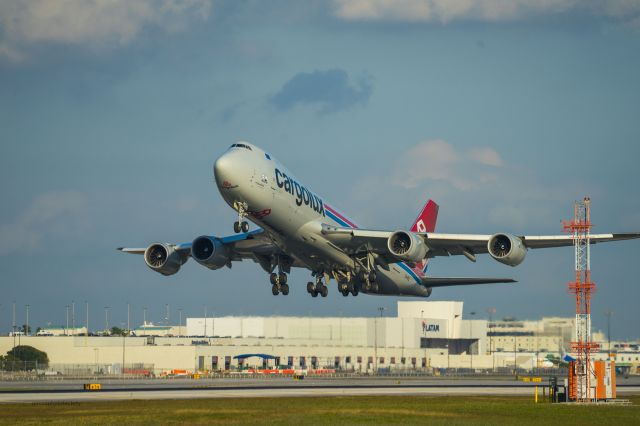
[118,229,292,265]
[321,224,640,259]
[419,232,640,257]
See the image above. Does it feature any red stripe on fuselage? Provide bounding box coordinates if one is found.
[324,204,358,229]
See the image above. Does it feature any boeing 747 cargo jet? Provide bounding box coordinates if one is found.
[119,142,640,298]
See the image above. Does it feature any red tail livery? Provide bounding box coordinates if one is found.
[411,200,439,272]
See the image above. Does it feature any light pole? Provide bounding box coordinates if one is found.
[71,300,75,331]
[85,301,89,335]
[165,303,170,325]
[178,308,183,337]
[121,322,126,376]
[605,310,613,359]
[25,304,30,336]
[374,307,384,373]
[203,305,207,337]
[104,306,110,333]
[469,311,476,370]
[65,305,70,335]
[127,302,130,334]
[12,301,16,351]
[486,307,496,371]
[421,310,427,371]
[143,307,147,327]
[514,335,518,376]
[446,343,450,370]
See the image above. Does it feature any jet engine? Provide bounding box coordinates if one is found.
[487,233,527,267]
[191,236,230,270]
[144,243,187,276]
[387,231,428,263]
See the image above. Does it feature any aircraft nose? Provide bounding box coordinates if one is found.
[213,151,244,190]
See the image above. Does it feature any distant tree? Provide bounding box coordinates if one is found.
[110,326,127,336]
[36,327,42,334]
[0,354,18,371]
[20,324,31,334]
[6,346,49,369]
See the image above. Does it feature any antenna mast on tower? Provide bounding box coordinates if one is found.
[563,197,599,402]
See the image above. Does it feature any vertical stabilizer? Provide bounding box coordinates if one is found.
[411,200,439,273]
[411,200,439,233]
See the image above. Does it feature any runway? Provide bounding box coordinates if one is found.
[1,377,639,403]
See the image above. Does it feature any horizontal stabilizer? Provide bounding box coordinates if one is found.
[421,277,516,287]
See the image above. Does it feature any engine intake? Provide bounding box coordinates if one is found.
[388,231,428,263]
[144,243,186,276]
[191,236,230,270]
[487,233,527,267]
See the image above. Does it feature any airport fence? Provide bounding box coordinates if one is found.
[0,363,568,381]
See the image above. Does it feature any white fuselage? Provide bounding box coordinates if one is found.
[213,144,430,297]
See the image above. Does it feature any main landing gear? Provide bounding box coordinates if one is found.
[233,201,249,233]
[270,272,289,296]
[307,275,328,298]
[338,279,359,297]
[359,269,379,293]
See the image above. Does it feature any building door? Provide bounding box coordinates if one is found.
[211,356,218,370]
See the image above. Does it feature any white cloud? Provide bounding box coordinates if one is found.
[0,190,89,255]
[392,139,502,190]
[0,0,212,61]
[0,42,26,62]
[347,139,587,232]
[468,147,503,166]
[332,0,640,25]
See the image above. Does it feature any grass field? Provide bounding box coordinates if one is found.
[1,395,639,425]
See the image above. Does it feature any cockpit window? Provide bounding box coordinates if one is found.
[230,143,252,151]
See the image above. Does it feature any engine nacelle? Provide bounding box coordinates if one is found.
[144,243,186,276]
[487,233,527,267]
[387,231,428,263]
[191,236,230,270]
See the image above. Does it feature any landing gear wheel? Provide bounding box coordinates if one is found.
[351,287,359,296]
[233,221,241,233]
[271,285,279,296]
[307,282,315,293]
[341,290,349,297]
[369,270,377,282]
[320,285,328,297]
[311,290,318,298]
[371,283,379,293]
[270,273,278,285]
[279,273,288,285]
[241,221,249,233]
[280,284,289,295]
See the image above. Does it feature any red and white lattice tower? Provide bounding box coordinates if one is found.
[563,197,599,402]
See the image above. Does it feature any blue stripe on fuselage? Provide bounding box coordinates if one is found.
[325,209,350,228]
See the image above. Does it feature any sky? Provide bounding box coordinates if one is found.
[1,0,639,339]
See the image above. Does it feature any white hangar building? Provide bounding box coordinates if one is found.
[186,301,486,357]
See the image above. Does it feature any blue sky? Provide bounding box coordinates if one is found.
[1,0,639,338]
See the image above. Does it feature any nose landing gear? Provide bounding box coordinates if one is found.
[233,201,249,233]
